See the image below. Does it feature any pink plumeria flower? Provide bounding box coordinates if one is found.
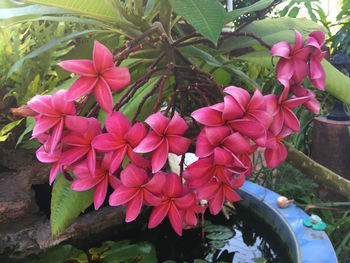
[265,87,311,135]
[36,145,61,185]
[60,117,101,175]
[180,189,205,229]
[306,31,326,90]
[291,85,320,114]
[148,173,195,236]
[109,164,165,222]
[71,156,120,210]
[92,112,150,174]
[196,174,244,215]
[270,29,310,87]
[27,89,76,152]
[195,126,249,174]
[264,128,292,168]
[134,113,191,173]
[59,40,131,114]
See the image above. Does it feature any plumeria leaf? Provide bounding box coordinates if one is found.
[20,0,119,22]
[168,0,226,44]
[225,0,274,23]
[51,172,93,239]
[219,17,326,51]
[8,30,96,78]
[0,119,23,142]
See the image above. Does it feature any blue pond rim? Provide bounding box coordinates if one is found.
[236,181,338,263]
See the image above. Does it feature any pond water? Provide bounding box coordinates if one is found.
[104,205,294,263]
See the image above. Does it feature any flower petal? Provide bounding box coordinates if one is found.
[195,129,215,158]
[109,146,128,174]
[121,163,148,187]
[127,147,151,168]
[223,86,250,109]
[168,204,183,236]
[125,192,143,222]
[165,113,188,135]
[209,188,224,215]
[71,176,102,191]
[49,162,60,185]
[144,172,166,194]
[93,40,114,72]
[148,203,170,229]
[222,95,245,121]
[133,132,163,153]
[167,135,191,155]
[52,89,76,115]
[102,67,131,92]
[109,185,139,206]
[291,29,304,53]
[66,77,97,102]
[105,111,131,137]
[282,107,300,132]
[125,122,147,147]
[27,95,57,117]
[94,176,108,210]
[59,146,90,165]
[58,60,96,77]
[32,116,59,137]
[191,107,223,126]
[50,118,64,151]
[270,41,291,58]
[164,173,182,197]
[92,133,124,152]
[151,139,169,173]
[145,112,169,135]
[205,126,230,146]
[94,78,113,114]
[222,132,251,154]
[87,149,96,175]
[65,115,90,133]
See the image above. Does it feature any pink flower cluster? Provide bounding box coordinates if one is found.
[26,30,326,236]
[270,29,326,114]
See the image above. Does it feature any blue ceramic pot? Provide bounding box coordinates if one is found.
[236,181,338,263]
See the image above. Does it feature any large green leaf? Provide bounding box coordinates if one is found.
[168,0,226,44]
[0,4,71,19]
[179,46,223,67]
[21,0,119,22]
[225,0,274,23]
[50,172,93,239]
[220,17,326,51]
[237,49,350,105]
[7,30,96,78]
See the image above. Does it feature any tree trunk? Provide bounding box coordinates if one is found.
[284,142,350,198]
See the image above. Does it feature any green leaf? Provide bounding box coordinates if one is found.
[168,0,226,44]
[0,4,71,19]
[16,116,35,146]
[225,0,274,23]
[179,46,223,67]
[322,60,350,105]
[27,244,88,263]
[288,6,300,18]
[219,17,326,51]
[103,242,157,263]
[21,0,119,22]
[0,119,23,142]
[4,15,104,27]
[7,30,95,78]
[50,172,93,239]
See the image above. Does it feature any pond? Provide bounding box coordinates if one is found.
[59,205,293,263]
